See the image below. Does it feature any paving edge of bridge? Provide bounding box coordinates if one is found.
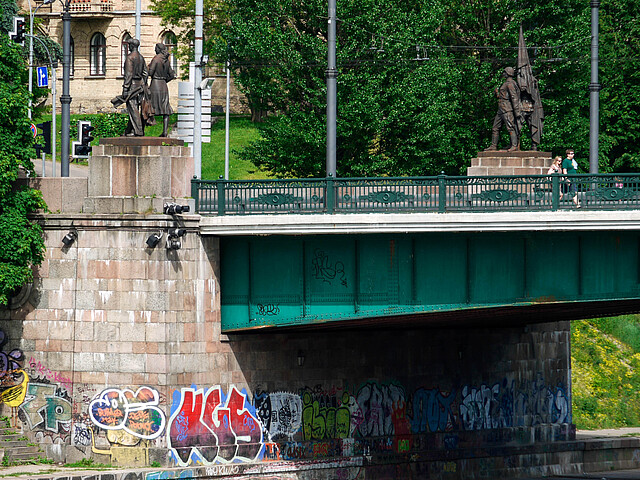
[6,436,640,480]
[199,210,640,235]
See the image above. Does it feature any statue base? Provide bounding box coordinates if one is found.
[467,151,553,176]
[83,137,194,214]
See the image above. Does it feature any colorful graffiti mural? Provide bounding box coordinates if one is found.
[10,373,570,467]
[20,382,72,433]
[0,330,27,407]
[167,386,266,466]
[90,386,166,440]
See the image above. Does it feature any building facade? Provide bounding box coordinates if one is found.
[19,0,246,114]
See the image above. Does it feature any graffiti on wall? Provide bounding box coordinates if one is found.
[0,330,28,407]
[19,382,72,436]
[355,383,405,437]
[13,373,570,465]
[460,377,570,431]
[27,357,73,391]
[167,385,267,466]
[409,387,456,434]
[90,386,166,441]
[254,391,302,440]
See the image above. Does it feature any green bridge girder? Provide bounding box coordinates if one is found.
[220,231,640,332]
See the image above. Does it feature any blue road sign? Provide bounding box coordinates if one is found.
[37,66,48,88]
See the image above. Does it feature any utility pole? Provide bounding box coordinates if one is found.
[326,0,337,178]
[135,0,141,40]
[60,2,71,177]
[193,0,203,178]
[589,0,600,173]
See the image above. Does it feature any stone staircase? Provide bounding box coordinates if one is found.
[0,426,42,464]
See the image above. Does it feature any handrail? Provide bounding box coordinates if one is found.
[191,174,640,215]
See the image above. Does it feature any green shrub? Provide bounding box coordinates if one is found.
[69,113,129,140]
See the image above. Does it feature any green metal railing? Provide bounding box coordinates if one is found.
[191,174,640,215]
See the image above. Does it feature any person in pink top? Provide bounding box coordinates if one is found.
[547,156,564,202]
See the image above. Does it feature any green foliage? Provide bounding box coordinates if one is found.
[0,0,18,35]
[191,0,640,177]
[0,33,47,307]
[150,0,229,79]
[0,416,11,429]
[68,113,129,140]
[64,457,113,469]
[572,316,640,429]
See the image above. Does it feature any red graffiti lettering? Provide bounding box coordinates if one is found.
[168,386,265,466]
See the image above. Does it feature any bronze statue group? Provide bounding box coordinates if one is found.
[112,38,176,138]
[485,26,544,153]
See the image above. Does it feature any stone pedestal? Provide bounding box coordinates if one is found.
[467,150,553,176]
[84,137,195,214]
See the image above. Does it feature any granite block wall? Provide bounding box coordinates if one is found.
[0,215,574,479]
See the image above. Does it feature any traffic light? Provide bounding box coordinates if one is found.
[72,120,94,159]
[35,120,52,156]
[10,17,25,45]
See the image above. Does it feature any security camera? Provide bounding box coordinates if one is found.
[166,236,182,250]
[146,232,162,248]
[168,228,187,238]
[62,230,77,247]
[164,203,191,215]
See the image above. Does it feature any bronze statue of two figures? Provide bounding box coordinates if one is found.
[485,26,544,152]
[111,39,176,137]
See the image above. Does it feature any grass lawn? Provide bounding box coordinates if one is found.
[201,115,268,180]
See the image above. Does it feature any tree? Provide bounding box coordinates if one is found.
[150,0,229,80]
[0,33,47,307]
[192,0,638,177]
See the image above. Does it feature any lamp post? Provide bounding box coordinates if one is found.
[59,0,72,177]
[325,0,337,178]
[589,0,601,173]
[193,0,204,179]
[28,0,55,119]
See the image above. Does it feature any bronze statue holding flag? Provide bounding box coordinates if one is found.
[516,25,544,151]
[485,25,544,152]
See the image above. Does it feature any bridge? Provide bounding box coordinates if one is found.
[192,173,640,332]
[13,144,640,479]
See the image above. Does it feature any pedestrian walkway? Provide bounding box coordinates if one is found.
[2,429,640,480]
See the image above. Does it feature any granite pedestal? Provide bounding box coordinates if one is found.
[84,137,195,214]
[467,150,553,176]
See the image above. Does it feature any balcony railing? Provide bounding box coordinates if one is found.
[69,0,113,12]
[191,174,640,215]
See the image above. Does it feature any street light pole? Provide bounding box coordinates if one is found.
[193,0,203,179]
[60,2,71,177]
[589,0,601,173]
[325,0,337,178]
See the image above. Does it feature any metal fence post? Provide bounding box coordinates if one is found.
[191,175,199,213]
[326,174,335,214]
[551,174,559,211]
[438,172,446,213]
[217,175,226,216]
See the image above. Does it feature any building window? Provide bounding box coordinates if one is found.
[69,36,75,77]
[90,32,106,76]
[163,31,178,73]
[121,32,131,76]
